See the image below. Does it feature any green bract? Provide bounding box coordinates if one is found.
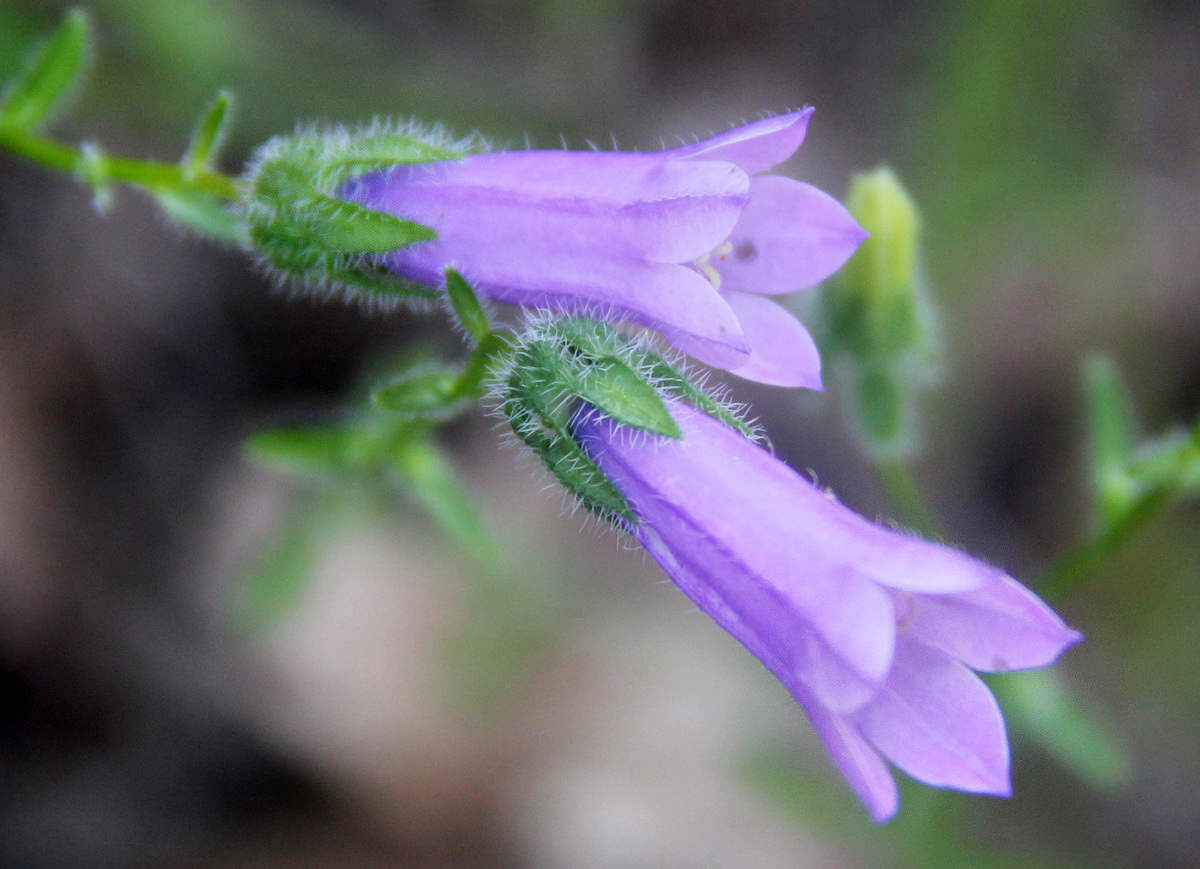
[0,8,90,135]
[241,123,482,301]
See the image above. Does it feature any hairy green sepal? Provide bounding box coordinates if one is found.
[242,127,478,301]
[501,317,757,523]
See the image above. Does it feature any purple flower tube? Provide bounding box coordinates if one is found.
[574,399,1081,821]
[342,110,866,387]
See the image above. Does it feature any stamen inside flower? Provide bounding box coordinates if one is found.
[693,242,733,289]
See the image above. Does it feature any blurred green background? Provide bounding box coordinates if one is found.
[1,1,1197,866]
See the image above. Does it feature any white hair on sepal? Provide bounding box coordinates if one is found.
[621,329,766,445]
[245,241,441,315]
[493,304,765,446]
[240,117,493,312]
[486,306,771,536]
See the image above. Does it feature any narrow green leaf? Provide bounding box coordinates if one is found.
[512,341,578,435]
[0,9,90,133]
[249,222,440,301]
[237,498,324,628]
[246,424,347,477]
[181,89,233,176]
[444,267,490,341]
[992,669,1130,790]
[545,316,629,358]
[455,331,514,400]
[373,364,464,416]
[250,156,436,254]
[537,317,680,438]
[390,437,498,565]
[567,356,681,438]
[152,187,247,245]
[326,260,440,301]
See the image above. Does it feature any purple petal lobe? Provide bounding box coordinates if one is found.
[843,532,1001,594]
[856,640,1011,796]
[720,290,823,388]
[906,576,1083,672]
[798,689,899,822]
[714,176,868,295]
[669,108,814,174]
[656,322,750,372]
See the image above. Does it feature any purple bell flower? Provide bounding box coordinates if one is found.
[342,110,866,387]
[574,399,1082,821]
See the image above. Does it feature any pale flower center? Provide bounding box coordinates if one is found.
[692,242,733,290]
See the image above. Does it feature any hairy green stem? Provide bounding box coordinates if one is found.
[1038,487,1170,601]
[0,127,239,200]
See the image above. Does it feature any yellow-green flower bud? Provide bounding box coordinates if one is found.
[821,167,940,460]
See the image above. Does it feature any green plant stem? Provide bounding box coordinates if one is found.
[1038,486,1171,601]
[875,456,942,539]
[0,127,239,199]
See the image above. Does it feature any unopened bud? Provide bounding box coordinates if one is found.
[821,167,940,459]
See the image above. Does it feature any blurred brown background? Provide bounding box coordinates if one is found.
[1,1,1198,866]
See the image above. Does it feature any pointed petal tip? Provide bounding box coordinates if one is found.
[715,177,873,295]
[1031,624,1084,668]
[719,290,823,386]
[867,795,899,824]
[670,108,816,174]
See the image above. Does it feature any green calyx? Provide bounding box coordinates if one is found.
[500,317,758,523]
[241,123,481,302]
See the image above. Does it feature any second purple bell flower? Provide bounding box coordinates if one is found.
[574,398,1081,822]
[342,110,866,387]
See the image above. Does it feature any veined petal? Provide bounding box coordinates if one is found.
[721,290,823,388]
[797,688,899,822]
[593,399,992,596]
[788,568,895,712]
[346,154,749,263]
[856,639,1011,796]
[905,576,1083,672]
[628,477,893,716]
[714,176,868,294]
[353,148,708,200]
[669,108,814,175]
[579,402,896,712]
